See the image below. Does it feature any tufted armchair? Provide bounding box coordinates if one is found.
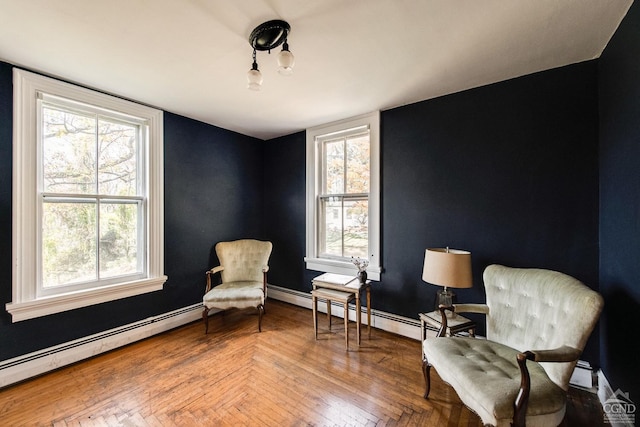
[202,239,272,333]
[422,264,603,427]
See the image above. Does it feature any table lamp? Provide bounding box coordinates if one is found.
[422,247,472,313]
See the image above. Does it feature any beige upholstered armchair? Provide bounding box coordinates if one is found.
[202,239,272,333]
[423,264,604,427]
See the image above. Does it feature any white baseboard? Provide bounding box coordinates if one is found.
[267,284,422,340]
[0,284,422,389]
[0,303,203,389]
[3,282,612,407]
[598,369,614,404]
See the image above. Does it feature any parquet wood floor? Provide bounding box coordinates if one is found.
[0,300,603,426]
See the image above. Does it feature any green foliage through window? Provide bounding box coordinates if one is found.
[41,101,144,290]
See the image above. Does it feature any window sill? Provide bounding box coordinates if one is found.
[304,257,381,281]
[5,276,167,322]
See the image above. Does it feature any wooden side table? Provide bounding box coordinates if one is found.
[312,288,356,350]
[419,311,476,358]
[311,273,372,345]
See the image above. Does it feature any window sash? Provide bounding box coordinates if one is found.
[318,195,369,260]
[319,130,369,195]
[38,195,146,297]
[39,96,146,197]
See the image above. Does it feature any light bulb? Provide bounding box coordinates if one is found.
[277,43,294,76]
[247,65,262,91]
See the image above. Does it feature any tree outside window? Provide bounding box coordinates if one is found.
[319,132,370,259]
[41,102,144,292]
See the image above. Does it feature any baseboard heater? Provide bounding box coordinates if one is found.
[0,303,203,388]
[0,284,421,388]
[266,284,421,339]
[0,282,611,407]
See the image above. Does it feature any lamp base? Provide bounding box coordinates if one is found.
[436,289,456,318]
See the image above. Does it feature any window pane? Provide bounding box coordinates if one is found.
[324,140,344,194]
[320,198,368,258]
[321,198,343,257]
[43,106,96,194]
[42,202,97,288]
[344,199,368,258]
[346,134,369,194]
[98,119,138,196]
[100,202,140,278]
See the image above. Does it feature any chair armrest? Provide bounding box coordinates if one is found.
[435,305,454,337]
[528,345,582,363]
[205,266,224,293]
[452,303,489,315]
[513,346,582,427]
[514,351,535,427]
[261,265,270,291]
[435,303,489,337]
[208,266,224,275]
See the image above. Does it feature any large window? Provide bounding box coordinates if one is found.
[7,69,166,322]
[305,112,381,280]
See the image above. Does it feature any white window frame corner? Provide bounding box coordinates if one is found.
[304,111,381,280]
[7,68,167,322]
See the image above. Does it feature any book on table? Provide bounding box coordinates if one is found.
[313,273,358,287]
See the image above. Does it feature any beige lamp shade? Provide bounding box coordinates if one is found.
[422,248,472,289]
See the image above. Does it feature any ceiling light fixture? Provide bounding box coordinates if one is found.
[247,19,294,91]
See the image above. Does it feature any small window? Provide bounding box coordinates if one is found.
[319,130,370,259]
[7,69,166,322]
[305,112,381,280]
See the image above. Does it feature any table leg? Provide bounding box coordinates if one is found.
[356,291,361,346]
[420,318,426,359]
[327,299,331,329]
[313,294,318,340]
[344,301,349,350]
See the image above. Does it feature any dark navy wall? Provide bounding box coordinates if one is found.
[265,62,601,365]
[262,131,333,294]
[164,112,265,309]
[0,63,15,356]
[0,63,264,361]
[598,1,640,403]
[381,63,599,319]
[263,131,307,291]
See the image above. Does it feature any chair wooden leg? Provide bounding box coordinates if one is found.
[327,299,332,329]
[422,359,432,398]
[257,304,264,332]
[202,307,210,334]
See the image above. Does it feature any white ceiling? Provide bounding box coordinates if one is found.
[0,0,632,140]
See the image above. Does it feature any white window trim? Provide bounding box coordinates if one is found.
[7,69,167,322]
[305,111,381,280]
